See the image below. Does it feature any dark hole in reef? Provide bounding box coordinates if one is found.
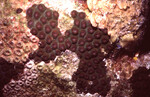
[0,58,24,97]
[138,4,150,55]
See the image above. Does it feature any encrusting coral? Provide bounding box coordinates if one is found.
[86,0,149,50]
[0,23,39,64]
[0,1,150,97]
[2,60,77,97]
[26,4,114,96]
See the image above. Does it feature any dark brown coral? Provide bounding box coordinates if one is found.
[130,67,150,97]
[26,4,114,96]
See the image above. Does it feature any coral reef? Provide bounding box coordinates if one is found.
[87,0,149,49]
[74,0,88,9]
[1,0,149,97]
[72,59,111,96]
[0,0,39,64]
[26,4,114,96]
[106,56,137,80]
[129,67,150,97]
[0,26,39,64]
[26,4,114,63]
[3,61,77,97]
[77,93,100,97]
[0,58,24,96]
[53,50,80,80]
[136,52,150,69]
[26,4,60,62]
[107,79,132,97]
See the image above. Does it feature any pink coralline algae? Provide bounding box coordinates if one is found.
[26,4,114,96]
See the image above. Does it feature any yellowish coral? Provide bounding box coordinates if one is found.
[53,50,80,80]
[87,0,147,48]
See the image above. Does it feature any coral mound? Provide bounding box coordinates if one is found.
[26,4,113,63]
[26,4,114,96]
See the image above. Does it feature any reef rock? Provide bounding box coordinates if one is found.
[87,0,149,49]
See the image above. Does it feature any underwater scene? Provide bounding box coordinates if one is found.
[0,0,150,97]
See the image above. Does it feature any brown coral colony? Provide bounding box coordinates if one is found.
[26,4,114,96]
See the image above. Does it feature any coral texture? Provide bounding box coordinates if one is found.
[107,56,136,80]
[87,0,149,49]
[0,25,38,64]
[26,4,113,62]
[26,4,113,96]
[3,61,76,97]
[53,50,80,80]
[0,58,24,96]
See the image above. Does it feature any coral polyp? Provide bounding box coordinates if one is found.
[2,60,76,97]
[26,4,114,96]
[0,26,39,64]
[26,4,113,63]
[0,0,150,97]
